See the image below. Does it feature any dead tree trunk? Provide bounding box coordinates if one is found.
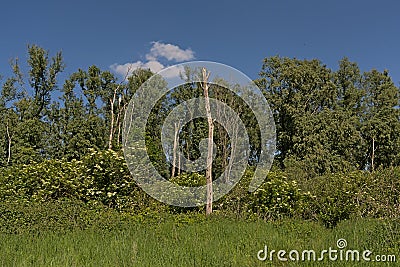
[109,64,132,150]
[202,67,213,215]
[108,90,117,150]
[6,123,11,165]
[178,150,181,176]
[171,121,180,178]
[371,136,375,172]
[226,119,239,183]
[115,96,122,147]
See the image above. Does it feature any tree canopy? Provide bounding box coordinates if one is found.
[1,46,399,180]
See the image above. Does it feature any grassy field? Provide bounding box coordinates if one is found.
[0,216,398,266]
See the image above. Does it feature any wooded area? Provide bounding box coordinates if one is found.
[0,46,399,222]
[1,45,399,176]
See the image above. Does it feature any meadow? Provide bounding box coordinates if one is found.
[0,211,398,266]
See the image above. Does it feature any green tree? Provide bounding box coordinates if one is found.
[0,45,64,164]
[69,66,109,152]
[0,72,21,165]
[361,69,400,170]
[27,45,65,119]
[257,56,337,175]
[331,58,365,170]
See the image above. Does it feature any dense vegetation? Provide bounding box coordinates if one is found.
[0,150,399,229]
[0,48,398,222]
[2,46,399,172]
[0,44,399,265]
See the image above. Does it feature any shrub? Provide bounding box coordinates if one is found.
[0,159,86,201]
[247,171,314,220]
[213,167,254,216]
[1,149,398,224]
[0,150,141,210]
[165,172,206,213]
[303,168,400,228]
[170,173,206,187]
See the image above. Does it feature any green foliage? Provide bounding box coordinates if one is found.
[0,45,156,165]
[247,171,314,220]
[310,173,357,228]
[257,56,337,171]
[81,149,133,205]
[302,168,400,228]
[0,150,137,208]
[257,56,400,175]
[27,44,65,118]
[0,150,398,228]
[361,70,400,170]
[0,198,126,234]
[170,172,206,187]
[0,46,399,230]
[165,172,207,214]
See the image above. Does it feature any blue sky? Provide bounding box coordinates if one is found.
[1,0,399,86]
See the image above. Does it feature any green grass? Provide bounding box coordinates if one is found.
[0,216,398,266]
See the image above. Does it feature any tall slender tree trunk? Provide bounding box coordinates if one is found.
[171,121,180,178]
[6,123,11,165]
[108,90,117,150]
[202,67,213,215]
[110,65,131,150]
[178,149,181,176]
[115,96,122,147]
[371,136,375,172]
[226,120,239,183]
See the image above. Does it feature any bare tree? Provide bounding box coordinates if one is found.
[108,64,133,150]
[171,120,180,178]
[202,67,214,215]
[6,122,12,165]
[115,95,122,147]
[371,136,376,172]
[213,83,240,184]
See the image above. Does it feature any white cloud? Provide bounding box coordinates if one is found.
[110,42,194,79]
[144,60,165,73]
[110,60,164,78]
[146,41,195,62]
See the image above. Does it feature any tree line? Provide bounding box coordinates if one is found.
[1,45,399,179]
[0,45,153,165]
[257,56,400,176]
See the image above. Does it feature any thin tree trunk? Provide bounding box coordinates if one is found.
[371,136,375,172]
[171,121,180,178]
[227,119,239,183]
[178,148,181,176]
[115,96,121,147]
[186,105,194,170]
[121,101,131,148]
[6,123,11,165]
[202,67,213,215]
[215,93,229,183]
[111,64,132,150]
[108,90,116,150]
